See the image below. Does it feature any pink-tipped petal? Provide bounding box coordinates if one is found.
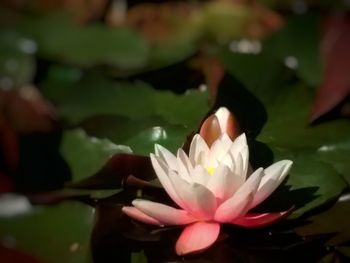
[189,134,210,167]
[150,154,186,209]
[231,209,292,228]
[132,199,196,225]
[122,206,161,225]
[168,170,217,220]
[155,144,178,171]
[176,222,220,255]
[214,168,263,222]
[251,160,293,208]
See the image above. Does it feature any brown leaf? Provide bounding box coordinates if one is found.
[1,86,57,134]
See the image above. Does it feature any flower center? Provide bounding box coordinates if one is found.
[207,167,215,175]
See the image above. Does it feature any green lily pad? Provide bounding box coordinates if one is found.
[61,129,132,182]
[17,13,149,69]
[0,201,94,263]
[42,68,209,155]
[0,30,36,88]
[263,13,322,87]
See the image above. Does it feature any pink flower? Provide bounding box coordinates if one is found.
[122,131,292,255]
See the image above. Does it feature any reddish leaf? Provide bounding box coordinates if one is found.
[311,14,350,121]
[0,244,44,263]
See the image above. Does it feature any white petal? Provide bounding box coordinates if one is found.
[177,149,193,183]
[132,199,197,225]
[208,134,233,166]
[168,171,217,220]
[206,164,240,202]
[214,168,263,222]
[155,144,178,171]
[215,107,231,132]
[240,145,249,178]
[191,165,211,186]
[150,154,186,209]
[251,160,292,208]
[177,149,193,172]
[230,133,247,157]
[221,151,235,171]
[122,206,161,225]
[189,134,210,167]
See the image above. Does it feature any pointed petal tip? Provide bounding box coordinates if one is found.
[131,199,142,206]
[231,206,294,228]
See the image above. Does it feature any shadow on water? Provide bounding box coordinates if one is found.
[15,130,71,192]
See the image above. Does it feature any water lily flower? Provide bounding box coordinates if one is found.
[122,130,292,255]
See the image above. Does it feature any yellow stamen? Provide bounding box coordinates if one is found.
[207,167,215,175]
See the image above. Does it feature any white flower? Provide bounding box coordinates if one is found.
[123,132,292,255]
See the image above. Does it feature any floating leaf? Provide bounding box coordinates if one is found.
[0,201,94,263]
[17,13,150,69]
[61,129,132,182]
[42,69,209,155]
[264,13,322,87]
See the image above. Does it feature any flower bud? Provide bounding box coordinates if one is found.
[200,107,240,146]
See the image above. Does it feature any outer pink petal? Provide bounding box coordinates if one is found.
[231,210,291,228]
[122,206,161,225]
[175,222,221,255]
[132,199,197,225]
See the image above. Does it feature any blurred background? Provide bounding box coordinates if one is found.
[0,0,350,262]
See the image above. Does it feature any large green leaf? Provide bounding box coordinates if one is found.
[263,13,322,87]
[61,129,132,182]
[42,68,209,155]
[17,13,150,69]
[0,201,94,263]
